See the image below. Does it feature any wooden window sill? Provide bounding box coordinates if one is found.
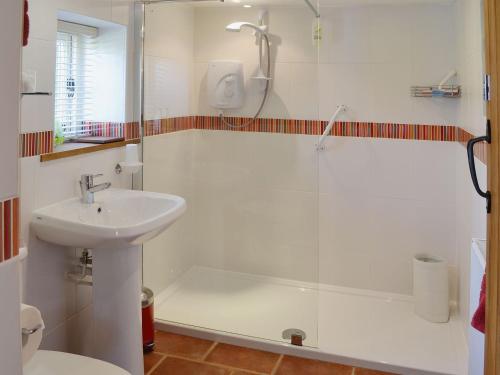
[40,139,140,162]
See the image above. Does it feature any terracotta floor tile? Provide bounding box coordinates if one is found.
[151,356,231,375]
[205,343,280,373]
[144,352,165,374]
[230,371,260,375]
[154,331,214,360]
[275,356,353,375]
[355,368,399,375]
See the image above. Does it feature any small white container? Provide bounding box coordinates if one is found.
[117,144,143,175]
[413,254,449,323]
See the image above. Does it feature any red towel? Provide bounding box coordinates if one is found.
[23,0,29,47]
[471,274,486,333]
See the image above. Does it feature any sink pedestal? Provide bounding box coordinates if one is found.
[92,245,143,375]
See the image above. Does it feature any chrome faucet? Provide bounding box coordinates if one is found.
[80,174,111,204]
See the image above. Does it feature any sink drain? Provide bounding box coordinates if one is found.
[282,328,306,346]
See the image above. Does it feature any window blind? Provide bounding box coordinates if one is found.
[55,21,98,139]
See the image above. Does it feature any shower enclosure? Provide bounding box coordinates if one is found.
[140,0,322,348]
[137,1,475,373]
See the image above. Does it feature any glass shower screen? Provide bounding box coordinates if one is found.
[139,0,321,347]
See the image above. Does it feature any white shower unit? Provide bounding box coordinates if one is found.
[207,60,245,109]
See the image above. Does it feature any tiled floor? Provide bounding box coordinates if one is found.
[144,331,398,375]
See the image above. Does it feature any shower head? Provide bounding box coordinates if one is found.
[226,22,267,35]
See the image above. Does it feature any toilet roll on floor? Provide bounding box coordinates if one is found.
[21,304,45,364]
[413,254,450,323]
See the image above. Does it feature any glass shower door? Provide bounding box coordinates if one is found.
[140,0,321,348]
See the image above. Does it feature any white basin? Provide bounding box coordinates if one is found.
[31,189,186,249]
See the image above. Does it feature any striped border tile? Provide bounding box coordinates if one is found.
[86,121,141,140]
[144,117,195,136]
[326,121,457,141]
[20,117,487,165]
[143,115,458,142]
[124,122,141,140]
[19,130,53,157]
[142,115,488,165]
[20,122,141,158]
[0,197,19,263]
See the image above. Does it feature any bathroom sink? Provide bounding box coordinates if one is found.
[32,188,187,374]
[31,189,186,249]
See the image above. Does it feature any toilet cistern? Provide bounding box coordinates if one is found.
[80,174,111,204]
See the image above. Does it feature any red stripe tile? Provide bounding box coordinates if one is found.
[12,198,19,257]
[0,202,3,262]
[3,200,11,261]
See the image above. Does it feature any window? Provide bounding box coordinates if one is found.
[55,21,98,140]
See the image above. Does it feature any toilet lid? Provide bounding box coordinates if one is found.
[24,350,131,375]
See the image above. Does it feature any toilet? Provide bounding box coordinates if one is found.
[24,350,131,375]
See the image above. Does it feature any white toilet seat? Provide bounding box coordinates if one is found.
[23,350,131,375]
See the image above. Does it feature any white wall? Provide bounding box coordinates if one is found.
[319,137,457,294]
[145,130,457,296]
[454,0,488,344]
[144,3,195,120]
[1,0,22,200]
[20,0,137,354]
[92,21,128,122]
[0,258,22,375]
[143,131,197,295]
[193,3,457,124]
[0,0,23,373]
[142,3,197,295]
[192,131,320,283]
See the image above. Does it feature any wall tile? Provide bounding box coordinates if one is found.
[20,131,54,157]
[25,234,76,334]
[318,63,373,122]
[143,131,196,294]
[111,0,133,26]
[20,157,39,244]
[26,1,58,41]
[0,197,20,262]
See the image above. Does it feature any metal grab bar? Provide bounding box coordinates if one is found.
[316,105,347,151]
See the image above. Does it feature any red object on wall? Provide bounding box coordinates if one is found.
[471,274,486,333]
[23,1,29,47]
[142,287,155,353]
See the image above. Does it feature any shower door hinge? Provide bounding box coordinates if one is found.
[484,74,491,101]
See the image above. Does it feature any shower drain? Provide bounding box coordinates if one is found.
[282,328,306,346]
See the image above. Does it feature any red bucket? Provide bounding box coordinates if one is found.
[141,287,155,353]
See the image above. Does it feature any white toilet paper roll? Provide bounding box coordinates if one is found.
[21,304,45,365]
[413,255,450,323]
